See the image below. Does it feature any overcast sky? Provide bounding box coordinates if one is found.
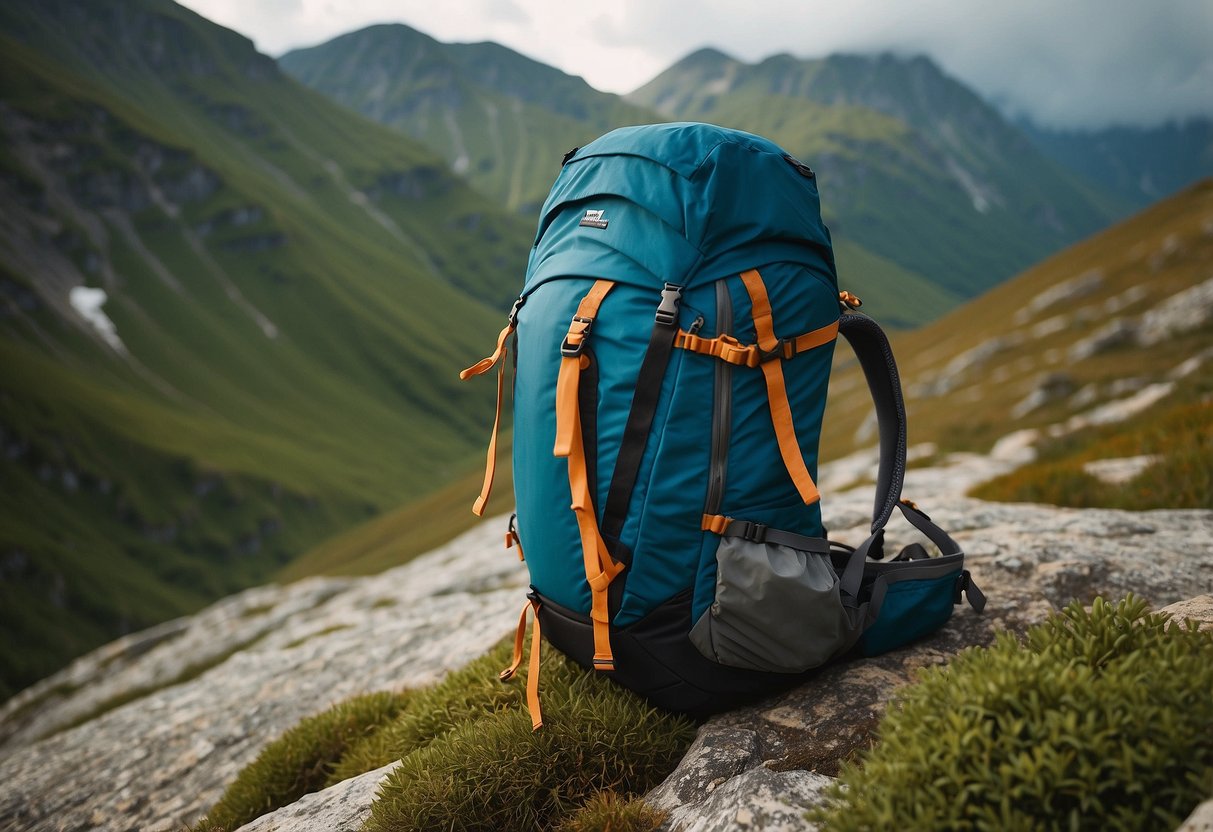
[178,0,1213,130]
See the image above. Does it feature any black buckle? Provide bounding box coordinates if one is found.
[758,339,788,362]
[735,520,768,543]
[655,283,683,326]
[507,296,525,327]
[560,315,593,357]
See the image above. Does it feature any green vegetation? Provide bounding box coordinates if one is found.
[822,178,1213,460]
[554,792,667,832]
[196,635,694,832]
[280,24,659,214]
[0,0,531,696]
[972,400,1213,509]
[197,690,413,831]
[813,596,1213,831]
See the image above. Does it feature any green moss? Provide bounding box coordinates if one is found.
[362,634,695,832]
[326,638,522,784]
[556,791,667,832]
[555,790,669,832]
[200,633,694,832]
[196,690,413,831]
[812,596,1213,831]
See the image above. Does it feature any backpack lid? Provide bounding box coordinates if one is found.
[526,122,836,294]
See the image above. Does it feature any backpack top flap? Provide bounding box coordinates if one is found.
[525,122,836,294]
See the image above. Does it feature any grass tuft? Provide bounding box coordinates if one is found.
[555,791,667,832]
[195,690,413,831]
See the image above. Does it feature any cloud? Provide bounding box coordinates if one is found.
[177,0,1213,129]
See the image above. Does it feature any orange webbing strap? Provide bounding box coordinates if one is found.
[499,598,544,731]
[552,279,623,672]
[459,318,517,517]
[739,268,821,506]
[673,319,839,366]
[701,514,732,534]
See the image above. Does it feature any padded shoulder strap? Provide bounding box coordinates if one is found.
[837,312,907,532]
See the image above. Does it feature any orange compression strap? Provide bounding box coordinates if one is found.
[499,598,544,731]
[459,312,519,517]
[739,268,822,506]
[701,514,732,534]
[673,319,838,367]
[553,279,623,672]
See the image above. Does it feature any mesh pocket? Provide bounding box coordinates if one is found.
[689,533,862,673]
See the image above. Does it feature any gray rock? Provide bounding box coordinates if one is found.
[1177,799,1213,832]
[1,442,1211,832]
[234,763,397,832]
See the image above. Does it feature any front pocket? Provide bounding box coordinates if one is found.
[689,532,862,673]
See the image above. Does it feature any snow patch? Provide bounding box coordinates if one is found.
[68,286,126,353]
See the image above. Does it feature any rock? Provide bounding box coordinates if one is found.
[1137,276,1213,346]
[1177,799,1213,832]
[1012,269,1104,324]
[0,520,528,831]
[1160,595,1213,631]
[1082,454,1162,484]
[1,445,1211,832]
[234,763,397,832]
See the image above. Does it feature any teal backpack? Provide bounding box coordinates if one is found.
[461,123,985,728]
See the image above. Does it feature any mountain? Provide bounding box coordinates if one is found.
[822,178,1213,473]
[1022,117,1213,209]
[0,0,532,698]
[629,50,1123,299]
[278,24,658,216]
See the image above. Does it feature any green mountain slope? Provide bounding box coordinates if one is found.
[629,50,1123,298]
[1022,117,1213,210]
[823,178,1213,467]
[0,0,531,698]
[279,24,658,215]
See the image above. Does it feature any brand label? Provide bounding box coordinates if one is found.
[579,209,609,229]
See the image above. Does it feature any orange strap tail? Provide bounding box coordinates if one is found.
[553,279,622,672]
[499,598,544,731]
[739,269,821,506]
[459,307,520,517]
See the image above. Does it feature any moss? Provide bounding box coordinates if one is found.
[812,596,1213,831]
[555,791,667,832]
[201,633,694,832]
[364,634,694,832]
[196,690,413,831]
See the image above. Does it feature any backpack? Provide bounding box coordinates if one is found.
[461,122,985,728]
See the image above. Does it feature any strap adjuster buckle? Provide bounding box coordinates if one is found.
[735,520,768,543]
[758,339,788,363]
[655,283,683,326]
[560,315,594,357]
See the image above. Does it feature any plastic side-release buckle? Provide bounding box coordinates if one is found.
[734,520,768,544]
[655,283,683,326]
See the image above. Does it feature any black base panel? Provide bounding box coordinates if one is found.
[534,589,823,719]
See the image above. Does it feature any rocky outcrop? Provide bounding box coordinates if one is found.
[1,446,1211,832]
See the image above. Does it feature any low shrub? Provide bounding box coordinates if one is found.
[812,596,1213,831]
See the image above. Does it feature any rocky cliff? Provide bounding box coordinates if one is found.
[2,440,1211,831]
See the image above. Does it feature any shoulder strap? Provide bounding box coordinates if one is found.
[837,312,907,533]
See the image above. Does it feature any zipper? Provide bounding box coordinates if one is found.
[704,280,733,516]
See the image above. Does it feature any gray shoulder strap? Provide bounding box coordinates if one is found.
[837,312,907,533]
